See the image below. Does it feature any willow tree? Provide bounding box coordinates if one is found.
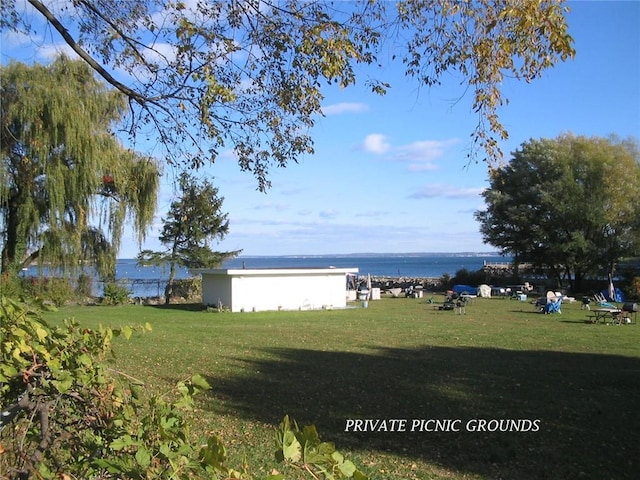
[2,1,574,190]
[0,56,159,279]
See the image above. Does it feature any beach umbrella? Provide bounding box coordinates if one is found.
[608,273,616,302]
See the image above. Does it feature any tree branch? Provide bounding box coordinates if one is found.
[27,0,146,105]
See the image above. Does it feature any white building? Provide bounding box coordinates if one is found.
[193,268,358,312]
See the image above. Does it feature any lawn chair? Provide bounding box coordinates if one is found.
[593,292,616,308]
[593,292,606,303]
[544,296,562,314]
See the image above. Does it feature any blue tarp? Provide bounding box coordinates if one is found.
[452,284,477,295]
[601,287,625,303]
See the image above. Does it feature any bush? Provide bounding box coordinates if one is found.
[44,277,75,307]
[74,273,94,299]
[0,296,369,480]
[171,277,202,300]
[20,276,75,306]
[102,281,131,305]
[438,273,452,290]
[451,268,489,287]
[0,271,23,298]
[629,277,640,300]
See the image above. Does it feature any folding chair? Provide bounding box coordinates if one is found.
[544,297,562,314]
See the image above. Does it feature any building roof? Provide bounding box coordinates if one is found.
[192,267,359,276]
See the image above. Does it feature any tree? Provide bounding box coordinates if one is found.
[2,1,575,190]
[1,56,159,279]
[475,134,640,291]
[137,172,240,303]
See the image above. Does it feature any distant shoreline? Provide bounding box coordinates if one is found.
[118,252,503,260]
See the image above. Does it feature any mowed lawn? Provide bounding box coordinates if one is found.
[44,296,640,480]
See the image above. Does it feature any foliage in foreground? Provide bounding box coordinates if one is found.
[0,296,367,480]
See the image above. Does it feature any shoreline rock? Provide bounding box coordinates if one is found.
[366,276,441,290]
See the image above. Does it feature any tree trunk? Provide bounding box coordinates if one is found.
[165,256,177,305]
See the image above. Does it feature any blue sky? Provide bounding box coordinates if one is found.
[2,1,639,257]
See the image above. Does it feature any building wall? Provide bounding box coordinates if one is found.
[197,268,357,312]
[201,274,232,308]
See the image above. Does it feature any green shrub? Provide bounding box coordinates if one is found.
[0,296,368,480]
[74,273,94,299]
[20,276,75,306]
[44,277,75,306]
[451,267,489,287]
[171,277,202,300]
[629,277,640,300]
[102,282,131,305]
[0,271,23,298]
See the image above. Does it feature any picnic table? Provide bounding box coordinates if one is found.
[588,308,623,324]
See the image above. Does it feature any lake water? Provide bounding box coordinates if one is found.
[23,253,510,298]
[220,253,508,278]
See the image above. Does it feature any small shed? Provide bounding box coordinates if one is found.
[193,267,358,312]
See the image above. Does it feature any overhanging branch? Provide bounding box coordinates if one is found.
[27,0,146,106]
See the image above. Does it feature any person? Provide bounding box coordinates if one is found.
[456,296,467,315]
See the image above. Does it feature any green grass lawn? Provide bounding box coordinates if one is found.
[44,296,640,480]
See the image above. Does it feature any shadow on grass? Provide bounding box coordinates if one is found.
[145,302,205,312]
[203,346,639,480]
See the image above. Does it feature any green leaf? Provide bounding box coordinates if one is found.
[190,373,211,391]
[199,435,227,468]
[353,470,370,480]
[338,459,357,477]
[122,325,133,340]
[302,424,320,446]
[34,324,48,341]
[110,435,134,451]
[332,451,345,464]
[37,462,54,479]
[281,430,302,462]
[135,447,151,468]
[11,327,27,338]
[93,458,127,474]
[78,353,92,367]
[0,363,18,380]
[52,371,74,393]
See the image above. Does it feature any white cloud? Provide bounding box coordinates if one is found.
[252,201,289,211]
[408,183,484,199]
[321,102,369,116]
[1,29,33,49]
[407,162,439,172]
[395,139,458,161]
[37,42,80,61]
[360,133,391,154]
[356,135,459,170]
[393,138,459,171]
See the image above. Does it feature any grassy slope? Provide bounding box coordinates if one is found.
[44,297,640,480]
